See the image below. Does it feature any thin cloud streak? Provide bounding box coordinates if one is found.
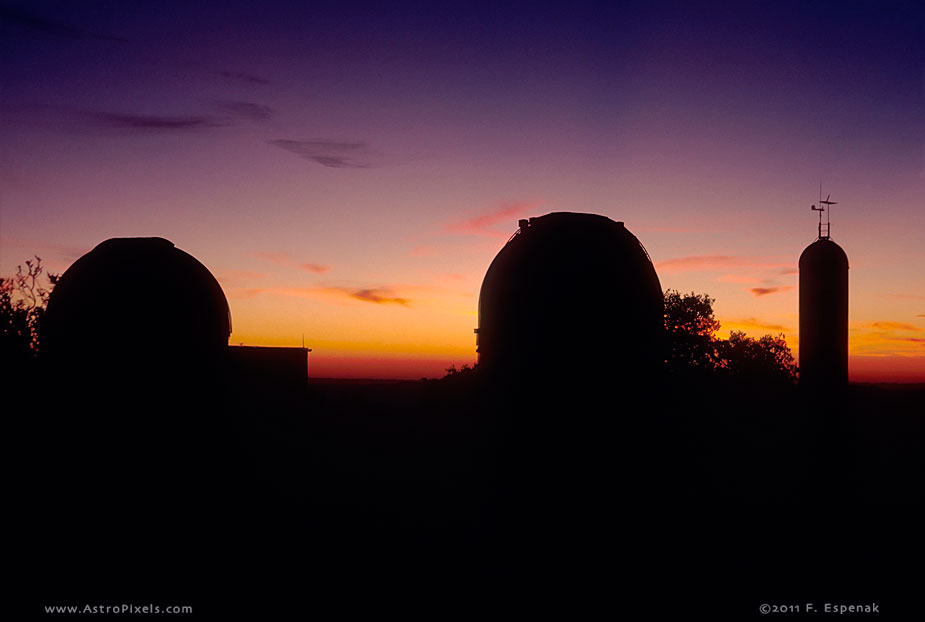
[715,274,765,284]
[849,325,925,356]
[410,245,438,258]
[79,102,274,133]
[90,111,230,131]
[636,226,713,233]
[266,285,412,306]
[341,287,410,306]
[2,237,88,260]
[750,286,794,297]
[269,139,374,169]
[214,100,274,120]
[226,288,265,300]
[445,202,535,237]
[218,269,268,282]
[216,70,271,85]
[251,252,329,274]
[865,321,920,331]
[724,317,791,333]
[885,294,925,301]
[252,252,289,265]
[0,5,128,42]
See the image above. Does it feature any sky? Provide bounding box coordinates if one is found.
[1,0,923,381]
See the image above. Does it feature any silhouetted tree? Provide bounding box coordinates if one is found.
[719,331,798,386]
[443,363,476,379]
[664,289,797,386]
[664,289,723,374]
[0,257,58,366]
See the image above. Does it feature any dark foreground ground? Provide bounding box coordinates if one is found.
[13,373,925,620]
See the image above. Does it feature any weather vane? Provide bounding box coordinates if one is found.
[811,184,836,240]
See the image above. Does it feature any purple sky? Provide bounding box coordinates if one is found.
[1,1,923,379]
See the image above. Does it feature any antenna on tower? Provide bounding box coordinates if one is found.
[810,185,836,240]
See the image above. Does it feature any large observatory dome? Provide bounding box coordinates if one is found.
[43,237,231,369]
[476,212,663,384]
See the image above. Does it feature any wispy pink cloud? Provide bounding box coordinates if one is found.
[865,321,920,331]
[750,286,794,297]
[410,245,438,258]
[339,287,410,305]
[884,294,925,301]
[724,317,790,332]
[220,269,267,281]
[312,286,411,305]
[216,269,269,296]
[252,251,289,265]
[0,237,90,272]
[227,288,265,300]
[252,252,329,273]
[445,202,537,237]
[715,274,765,284]
[264,285,413,306]
[635,226,713,233]
[261,287,316,299]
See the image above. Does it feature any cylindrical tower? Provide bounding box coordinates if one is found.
[799,236,849,389]
[476,212,664,387]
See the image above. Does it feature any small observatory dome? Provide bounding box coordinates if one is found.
[476,212,664,385]
[43,237,231,379]
[799,237,849,389]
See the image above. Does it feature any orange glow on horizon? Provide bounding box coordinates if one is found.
[307,354,475,380]
[716,317,925,383]
[230,332,477,379]
[225,307,923,381]
[850,356,925,384]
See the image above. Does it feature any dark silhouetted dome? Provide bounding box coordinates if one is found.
[39,238,235,557]
[799,237,848,272]
[43,237,231,376]
[477,212,663,385]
